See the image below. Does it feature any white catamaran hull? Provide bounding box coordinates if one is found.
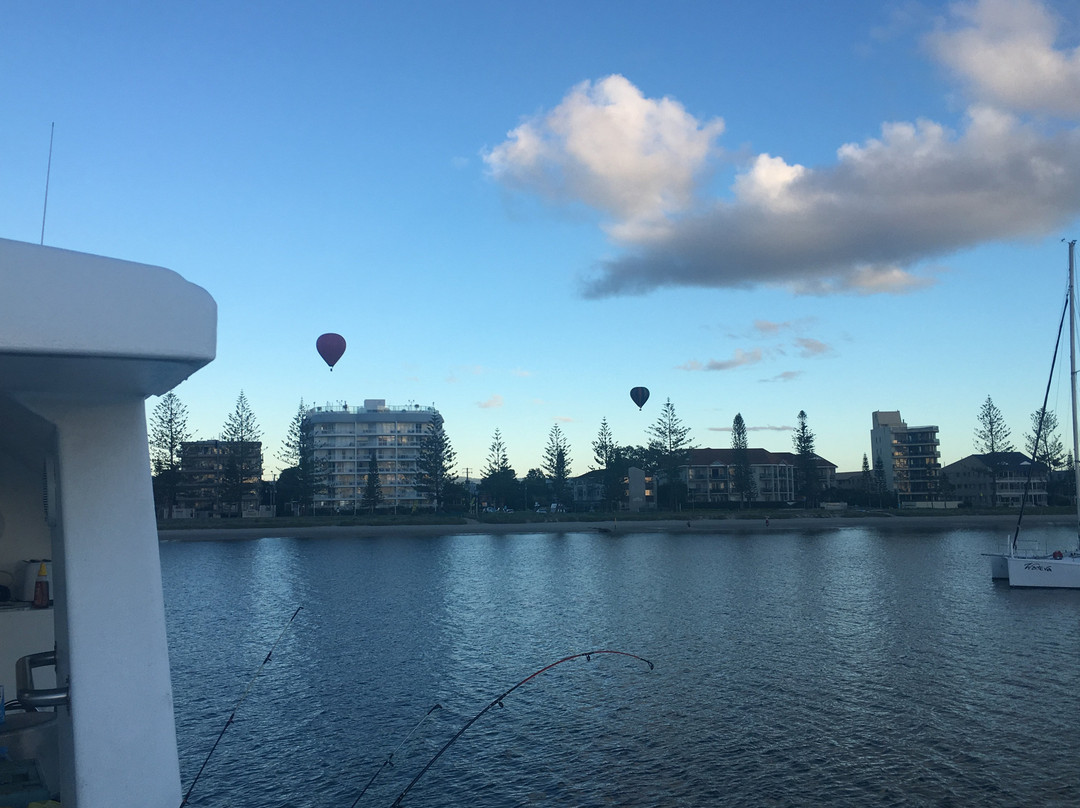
[1007,554,1080,588]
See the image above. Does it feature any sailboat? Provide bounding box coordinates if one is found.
[1001,240,1080,588]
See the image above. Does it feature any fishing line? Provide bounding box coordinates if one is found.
[348,703,442,808]
[179,605,303,807]
[390,649,654,807]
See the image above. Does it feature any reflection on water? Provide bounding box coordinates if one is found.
[162,526,1080,807]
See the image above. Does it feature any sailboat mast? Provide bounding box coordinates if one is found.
[1069,240,1080,549]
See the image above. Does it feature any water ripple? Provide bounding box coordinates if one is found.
[163,528,1080,807]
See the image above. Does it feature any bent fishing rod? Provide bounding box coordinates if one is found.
[180,605,303,807]
[390,649,654,807]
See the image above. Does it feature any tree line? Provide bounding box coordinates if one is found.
[475,400,824,512]
[149,391,830,515]
[971,394,1075,505]
[149,390,262,517]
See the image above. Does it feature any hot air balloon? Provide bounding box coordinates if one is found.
[630,386,650,410]
[316,333,346,371]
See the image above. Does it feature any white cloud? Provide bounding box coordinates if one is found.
[483,74,724,242]
[585,104,1080,297]
[486,2,1080,299]
[928,0,1080,117]
[477,395,504,409]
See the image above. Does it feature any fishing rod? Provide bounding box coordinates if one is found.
[390,649,654,807]
[347,703,442,808]
[180,606,303,807]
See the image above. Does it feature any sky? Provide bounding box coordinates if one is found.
[5,0,1080,480]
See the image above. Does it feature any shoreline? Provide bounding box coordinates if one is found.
[157,512,1072,542]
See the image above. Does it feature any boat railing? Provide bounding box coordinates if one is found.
[16,650,69,709]
[1013,535,1045,557]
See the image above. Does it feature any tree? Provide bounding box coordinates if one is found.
[1025,407,1065,470]
[542,424,572,506]
[873,456,889,507]
[278,398,307,469]
[974,395,1013,507]
[647,398,694,509]
[592,418,624,510]
[220,390,263,515]
[974,395,1014,454]
[361,455,383,513]
[148,392,191,518]
[480,429,517,508]
[522,468,551,510]
[730,413,757,506]
[860,454,872,505]
[276,399,322,515]
[792,410,820,507]
[416,411,457,512]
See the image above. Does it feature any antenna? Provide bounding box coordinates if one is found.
[40,122,54,245]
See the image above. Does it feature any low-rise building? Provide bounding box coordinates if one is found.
[681,448,836,506]
[177,440,263,516]
[942,452,1047,508]
[570,466,656,511]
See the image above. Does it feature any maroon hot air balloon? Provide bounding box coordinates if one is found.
[630,386,650,410]
[316,333,346,370]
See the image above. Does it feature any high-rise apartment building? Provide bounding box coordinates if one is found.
[308,399,437,512]
[869,411,941,504]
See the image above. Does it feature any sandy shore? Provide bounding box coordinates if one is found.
[157,512,1071,542]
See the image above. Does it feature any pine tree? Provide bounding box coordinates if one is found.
[647,398,694,509]
[278,399,307,469]
[592,418,617,468]
[792,410,819,507]
[592,417,622,510]
[361,454,383,513]
[480,429,517,508]
[861,454,872,505]
[1025,407,1065,470]
[873,456,889,507]
[543,424,572,507]
[148,391,191,518]
[276,399,322,515]
[730,413,756,506]
[974,395,1014,454]
[974,395,1013,507]
[220,390,263,515]
[417,411,457,512]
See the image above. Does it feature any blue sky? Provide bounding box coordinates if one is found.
[5,0,1080,479]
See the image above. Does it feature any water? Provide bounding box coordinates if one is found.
[161,525,1080,807]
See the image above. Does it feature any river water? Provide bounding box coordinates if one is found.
[161,524,1079,807]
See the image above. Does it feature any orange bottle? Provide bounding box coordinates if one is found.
[32,562,49,608]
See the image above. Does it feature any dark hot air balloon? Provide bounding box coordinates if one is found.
[630,386,650,410]
[316,333,346,370]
